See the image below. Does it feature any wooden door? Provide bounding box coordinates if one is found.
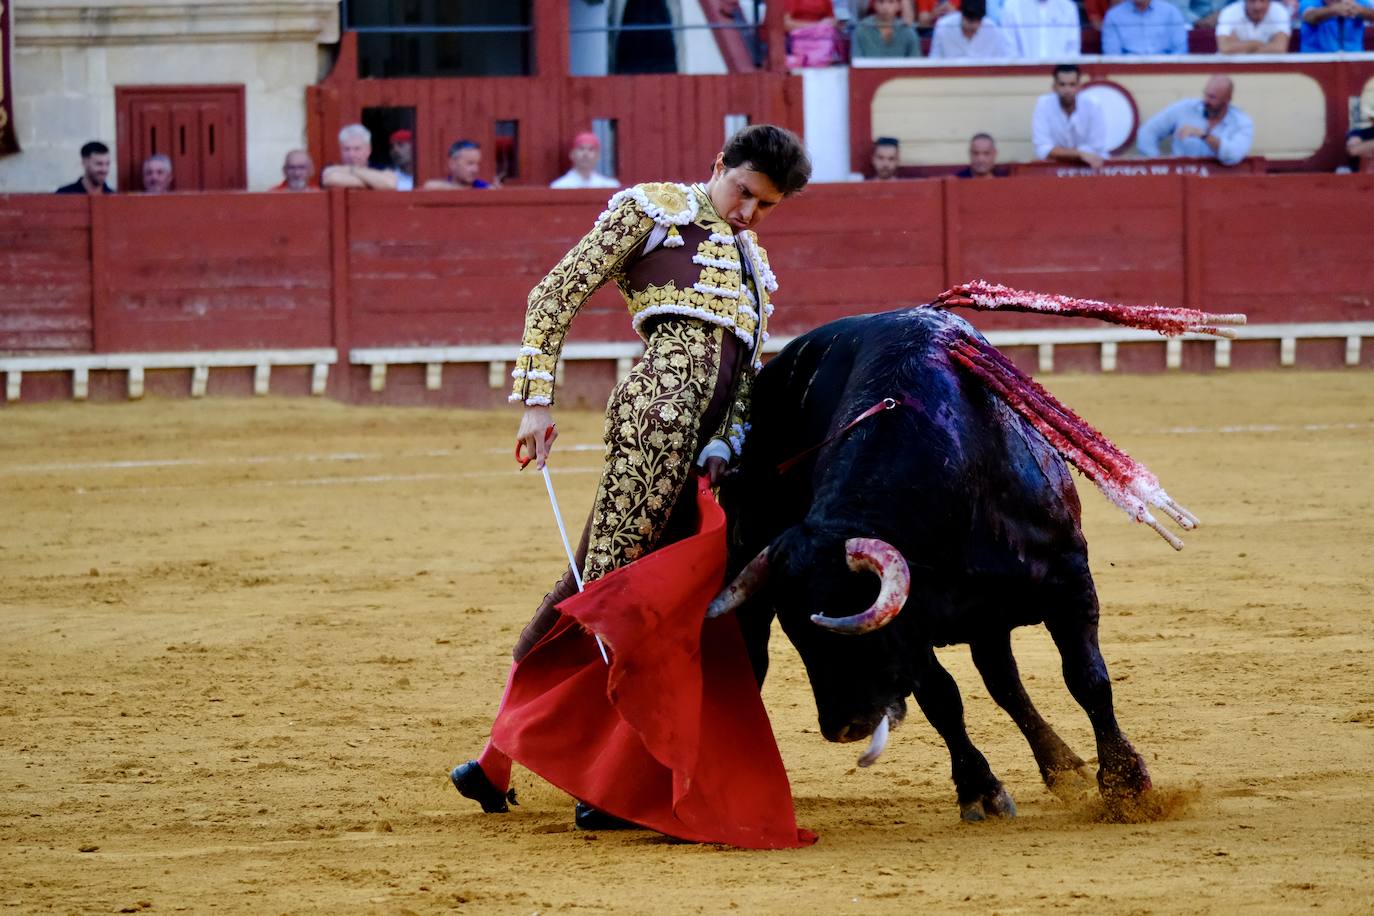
[115,85,246,191]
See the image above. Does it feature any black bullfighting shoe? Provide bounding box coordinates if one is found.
[573,801,638,831]
[449,761,517,813]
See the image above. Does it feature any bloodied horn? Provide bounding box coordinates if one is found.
[810,538,910,634]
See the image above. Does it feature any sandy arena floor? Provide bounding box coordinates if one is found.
[2,371,1372,914]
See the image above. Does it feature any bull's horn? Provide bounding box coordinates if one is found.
[810,538,910,634]
[706,547,770,618]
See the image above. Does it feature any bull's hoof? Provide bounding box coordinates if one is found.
[959,786,1018,822]
[450,761,517,814]
[1045,764,1097,803]
[1098,752,1153,804]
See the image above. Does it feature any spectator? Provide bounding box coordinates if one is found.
[1102,0,1190,54]
[1346,125,1374,171]
[785,0,842,66]
[273,150,318,191]
[423,140,494,190]
[550,132,620,189]
[955,133,1000,178]
[1216,0,1293,51]
[854,0,923,56]
[141,154,173,194]
[908,0,1008,24]
[999,0,1081,59]
[389,129,415,190]
[1136,75,1254,166]
[1032,65,1109,169]
[857,0,920,23]
[321,124,399,190]
[55,141,113,194]
[869,136,901,180]
[930,0,1012,56]
[1298,0,1373,51]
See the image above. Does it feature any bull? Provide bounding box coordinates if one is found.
[712,285,1243,820]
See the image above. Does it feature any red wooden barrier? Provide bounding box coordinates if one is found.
[3,175,1372,407]
[0,196,92,352]
[753,181,947,337]
[92,192,334,352]
[1192,174,1374,324]
[344,188,633,348]
[949,175,1186,331]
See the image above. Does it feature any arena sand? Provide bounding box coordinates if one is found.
[2,372,1371,915]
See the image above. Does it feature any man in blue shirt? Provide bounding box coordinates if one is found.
[1136,75,1255,166]
[1103,0,1191,53]
[1298,0,1374,51]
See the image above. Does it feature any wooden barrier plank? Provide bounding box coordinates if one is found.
[0,196,93,352]
[6,174,1374,400]
[94,192,333,352]
[1194,175,1374,321]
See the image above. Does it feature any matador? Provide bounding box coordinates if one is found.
[449,125,812,830]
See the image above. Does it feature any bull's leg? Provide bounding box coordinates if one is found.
[969,631,1095,801]
[1044,614,1152,805]
[911,645,1017,822]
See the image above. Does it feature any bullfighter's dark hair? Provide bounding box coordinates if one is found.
[720,125,811,197]
[80,141,109,158]
[1053,63,1082,79]
[962,0,988,20]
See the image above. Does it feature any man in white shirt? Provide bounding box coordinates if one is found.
[999,0,1082,58]
[930,0,1013,57]
[1215,0,1292,51]
[1031,64,1109,168]
[550,132,621,190]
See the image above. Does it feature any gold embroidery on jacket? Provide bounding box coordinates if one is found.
[511,183,773,406]
[585,322,721,580]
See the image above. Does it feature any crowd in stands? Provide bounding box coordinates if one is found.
[784,0,1373,60]
[50,86,1374,198]
[55,127,623,195]
[862,65,1265,178]
[48,47,1368,197]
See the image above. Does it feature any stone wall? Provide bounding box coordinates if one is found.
[0,0,338,192]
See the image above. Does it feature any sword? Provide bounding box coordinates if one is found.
[517,427,610,665]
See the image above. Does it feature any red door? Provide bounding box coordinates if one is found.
[115,85,246,191]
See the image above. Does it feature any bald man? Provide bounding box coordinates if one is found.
[1136,75,1255,167]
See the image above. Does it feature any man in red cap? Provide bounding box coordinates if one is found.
[550,131,620,189]
[389,128,415,190]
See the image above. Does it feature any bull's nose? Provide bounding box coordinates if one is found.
[822,721,862,743]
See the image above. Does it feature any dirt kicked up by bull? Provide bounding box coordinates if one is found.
[710,282,1246,823]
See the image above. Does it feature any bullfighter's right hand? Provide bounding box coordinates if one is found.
[517,405,557,470]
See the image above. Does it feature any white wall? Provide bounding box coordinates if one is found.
[0,0,337,192]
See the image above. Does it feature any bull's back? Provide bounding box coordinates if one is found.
[747,308,1089,629]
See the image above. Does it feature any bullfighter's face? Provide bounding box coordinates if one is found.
[706,155,784,233]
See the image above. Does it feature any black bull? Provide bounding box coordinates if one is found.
[718,307,1154,820]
